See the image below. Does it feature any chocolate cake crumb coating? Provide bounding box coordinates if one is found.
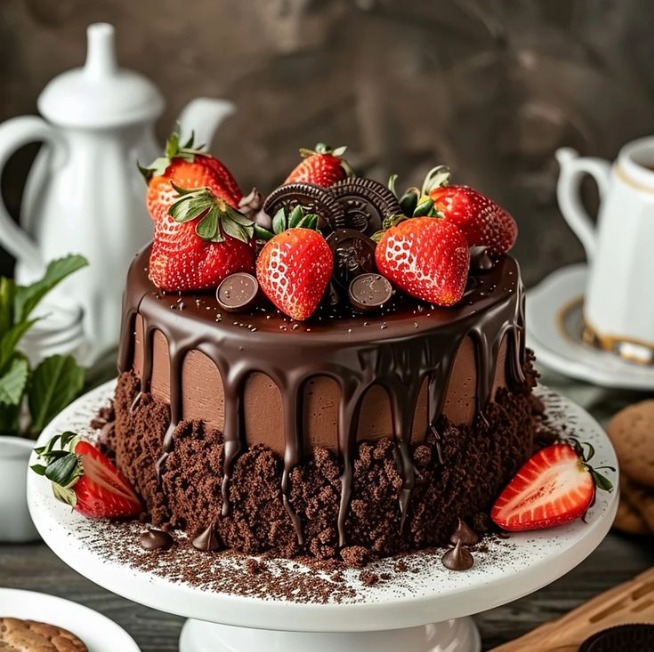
[108,363,536,559]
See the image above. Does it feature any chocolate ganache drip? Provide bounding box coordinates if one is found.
[118,245,526,549]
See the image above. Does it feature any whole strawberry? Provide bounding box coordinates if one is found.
[374,217,470,306]
[256,206,333,320]
[285,143,353,188]
[149,185,255,292]
[31,432,142,519]
[141,128,243,226]
[422,166,517,256]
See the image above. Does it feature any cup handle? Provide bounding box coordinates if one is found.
[0,116,67,272]
[555,147,611,262]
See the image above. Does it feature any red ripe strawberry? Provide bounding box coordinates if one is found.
[284,143,353,187]
[422,166,517,256]
[141,129,242,226]
[256,207,333,320]
[31,432,142,519]
[491,443,614,532]
[374,217,470,306]
[149,186,255,292]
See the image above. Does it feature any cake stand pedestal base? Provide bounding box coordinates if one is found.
[179,617,480,652]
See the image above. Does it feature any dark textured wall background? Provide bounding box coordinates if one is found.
[1,0,654,284]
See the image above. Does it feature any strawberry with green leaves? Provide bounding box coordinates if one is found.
[419,166,517,256]
[140,129,255,292]
[285,143,354,188]
[491,442,614,532]
[148,184,255,292]
[256,206,333,321]
[31,432,142,519]
[374,215,470,306]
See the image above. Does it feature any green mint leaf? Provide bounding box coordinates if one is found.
[0,277,16,339]
[28,355,85,433]
[14,255,88,324]
[196,207,219,240]
[30,463,47,476]
[0,355,29,406]
[0,319,37,371]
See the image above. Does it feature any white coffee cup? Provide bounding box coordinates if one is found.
[556,137,654,364]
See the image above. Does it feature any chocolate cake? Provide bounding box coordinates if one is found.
[104,139,538,561]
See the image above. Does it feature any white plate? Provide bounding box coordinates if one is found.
[0,587,140,652]
[28,380,618,634]
[527,264,654,390]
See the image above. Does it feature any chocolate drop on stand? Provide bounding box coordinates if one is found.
[441,541,474,571]
[192,524,223,552]
[449,518,480,546]
[139,529,174,551]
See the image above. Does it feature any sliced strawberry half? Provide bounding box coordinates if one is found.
[491,442,614,532]
[32,432,142,519]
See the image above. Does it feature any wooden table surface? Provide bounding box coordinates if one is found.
[1,366,653,651]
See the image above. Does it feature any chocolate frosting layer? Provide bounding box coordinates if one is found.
[118,244,525,547]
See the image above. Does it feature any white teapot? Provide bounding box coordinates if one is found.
[0,23,235,363]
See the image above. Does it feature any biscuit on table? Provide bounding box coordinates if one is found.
[0,618,87,652]
[612,488,651,535]
[606,400,654,489]
[620,474,654,533]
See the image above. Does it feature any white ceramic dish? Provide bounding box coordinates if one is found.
[28,380,618,652]
[527,264,654,390]
[0,587,139,652]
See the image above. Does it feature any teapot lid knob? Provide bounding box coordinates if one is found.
[37,22,164,129]
[84,23,118,80]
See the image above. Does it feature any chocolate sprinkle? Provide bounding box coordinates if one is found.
[469,246,495,272]
[441,541,474,571]
[216,273,260,313]
[139,529,174,551]
[348,273,393,312]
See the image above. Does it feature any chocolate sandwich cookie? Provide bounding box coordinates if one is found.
[263,183,345,231]
[330,177,402,235]
[579,624,654,651]
[326,229,377,291]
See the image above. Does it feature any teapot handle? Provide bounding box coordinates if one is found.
[555,147,611,262]
[0,116,67,272]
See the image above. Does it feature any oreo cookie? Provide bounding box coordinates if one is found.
[579,624,654,651]
[330,177,402,235]
[263,183,345,231]
[326,229,377,291]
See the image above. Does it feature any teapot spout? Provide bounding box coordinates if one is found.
[177,98,235,151]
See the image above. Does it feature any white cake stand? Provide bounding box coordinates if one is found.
[28,381,618,652]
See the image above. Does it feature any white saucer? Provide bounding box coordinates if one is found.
[28,380,618,652]
[527,264,654,390]
[0,587,139,652]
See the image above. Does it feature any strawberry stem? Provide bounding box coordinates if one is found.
[138,125,206,182]
[421,165,451,196]
[168,184,254,244]
[255,205,320,240]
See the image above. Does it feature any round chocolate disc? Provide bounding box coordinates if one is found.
[263,183,345,231]
[326,229,377,291]
[330,177,402,235]
[580,624,654,651]
[216,273,260,313]
[349,273,393,312]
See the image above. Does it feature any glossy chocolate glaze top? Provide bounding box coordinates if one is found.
[119,244,525,547]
